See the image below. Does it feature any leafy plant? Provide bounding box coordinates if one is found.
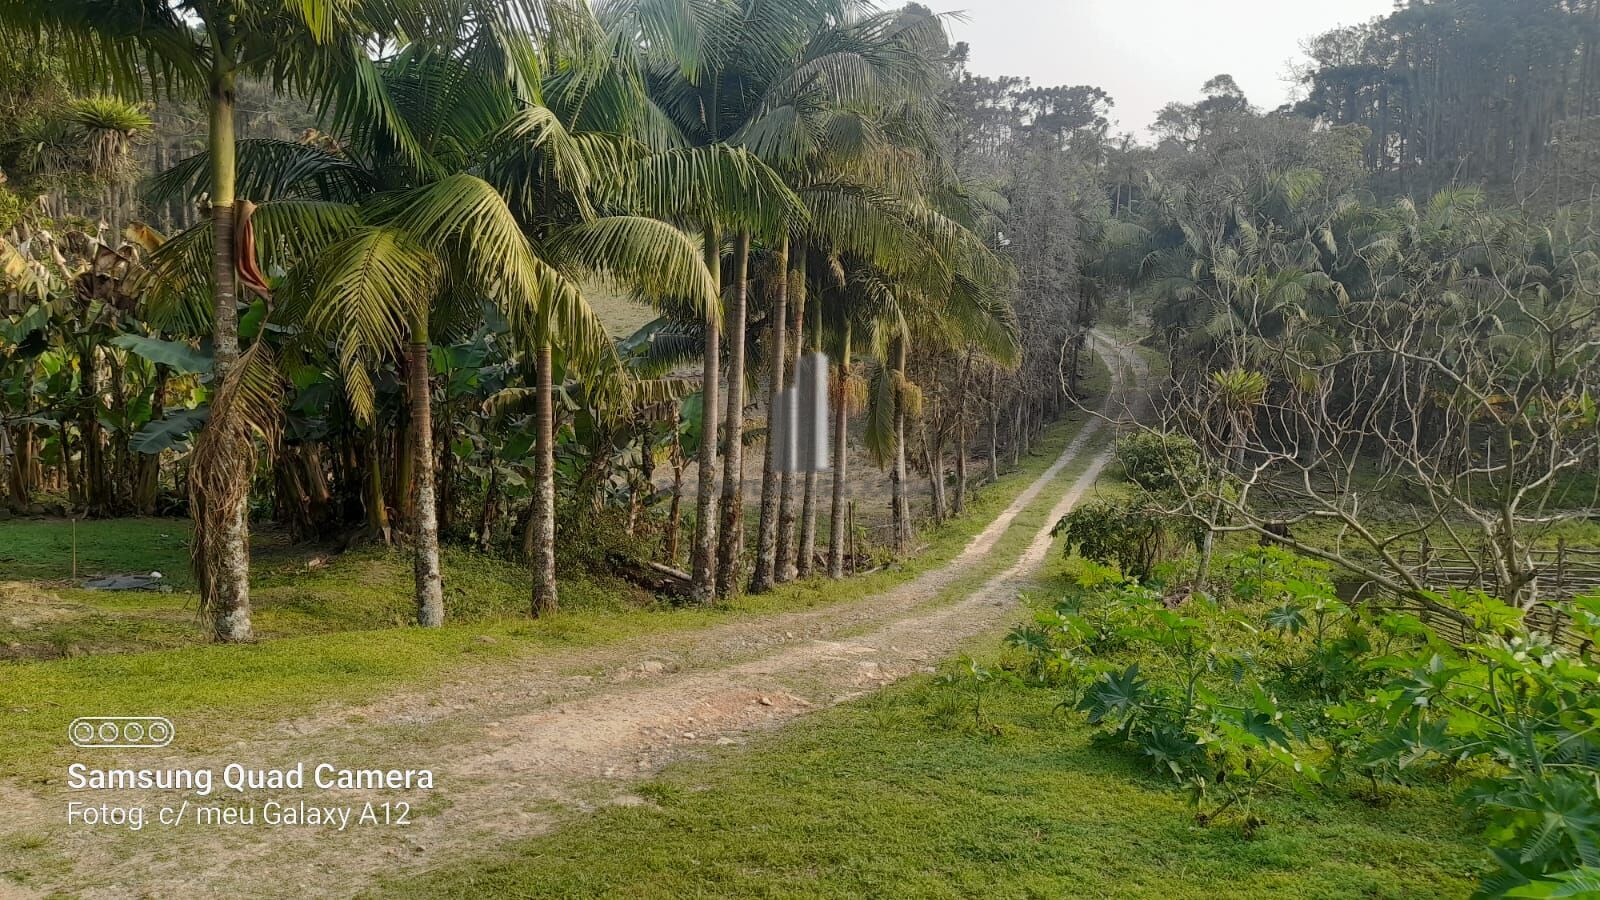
[936,656,1021,734]
[1361,595,1600,895]
[1506,867,1600,898]
[1116,431,1203,494]
[1053,497,1189,582]
[1004,613,1085,687]
[1067,584,1317,826]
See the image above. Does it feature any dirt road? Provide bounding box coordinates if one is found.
[2,338,1143,899]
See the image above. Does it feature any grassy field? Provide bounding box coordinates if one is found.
[0,524,642,659]
[389,663,1481,899]
[0,346,1117,665]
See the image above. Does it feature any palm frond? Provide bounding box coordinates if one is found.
[381,173,614,369]
[149,139,374,207]
[546,216,718,319]
[618,144,806,236]
[307,225,443,420]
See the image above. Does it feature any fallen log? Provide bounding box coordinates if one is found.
[610,554,694,597]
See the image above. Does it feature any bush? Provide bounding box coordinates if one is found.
[1116,431,1203,494]
[1001,547,1600,887]
[1359,594,1600,896]
[554,503,645,576]
[1070,585,1319,826]
[1053,497,1188,582]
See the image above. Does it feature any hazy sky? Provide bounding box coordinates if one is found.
[939,0,1398,136]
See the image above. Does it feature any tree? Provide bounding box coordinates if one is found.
[1114,164,1600,613]
[1297,0,1600,203]
[146,14,721,623]
[0,0,494,640]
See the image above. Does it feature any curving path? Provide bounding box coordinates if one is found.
[0,336,1144,899]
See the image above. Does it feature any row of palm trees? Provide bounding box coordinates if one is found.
[1,0,1020,639]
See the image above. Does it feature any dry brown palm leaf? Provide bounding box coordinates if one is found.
[188,341,285,622]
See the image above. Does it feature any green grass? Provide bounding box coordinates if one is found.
[0,532,635,657]
[378,345,1493,900]
[386,673,1482,899]
[0,517,193,585]
[0,400,1105,784]
[0,344,1113,664]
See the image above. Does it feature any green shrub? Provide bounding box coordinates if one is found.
[1067,584,1319,827]
[1360,594,1600,896]
[1014,546,1600,887]
[1115,431,1203,494]
[1053,497,1189,582]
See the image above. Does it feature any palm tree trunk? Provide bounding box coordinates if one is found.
[891,337,912,555]
[954,350,970,515]
[364,430,391,543]
[716,233,751,595]
[690,226,722,602]
[751,237,788,594]
[205,62,252,643]
[799,473,818,576]
[776,243,806,582]
[827,324,851,579]
[409,316,444,627]
[796,294,820,577]
[532,338,558,616]
[394,403,415,526]
[666,429,684,565]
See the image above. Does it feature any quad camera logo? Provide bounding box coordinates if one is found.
[69,716,174,749]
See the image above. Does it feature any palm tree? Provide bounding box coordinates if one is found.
[0,0,507,640]
[147,18,721,623]
[852,278,1014,557]
[615,0,985,595]
[749,236,791,592]
[801,126,1019,565]
[605,0,814,600]
[757,9,956,588]
[625,1,971,589]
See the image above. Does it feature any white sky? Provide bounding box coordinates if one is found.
[939,0,1400,136]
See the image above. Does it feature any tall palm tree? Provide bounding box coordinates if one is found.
[631,0,989,593]
[147,17,721,623]
[741,8,956,589]
[604,0,813,600]
[0,0,517,640]
[843,251,1015,558]
[623,1,966,590]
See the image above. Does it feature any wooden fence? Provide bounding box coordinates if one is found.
[1395,538,1600,600]
[1378,539,1600,652]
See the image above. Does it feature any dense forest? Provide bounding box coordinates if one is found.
[1296,0,1600,205]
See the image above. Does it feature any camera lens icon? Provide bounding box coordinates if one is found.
[68,717,175,749]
